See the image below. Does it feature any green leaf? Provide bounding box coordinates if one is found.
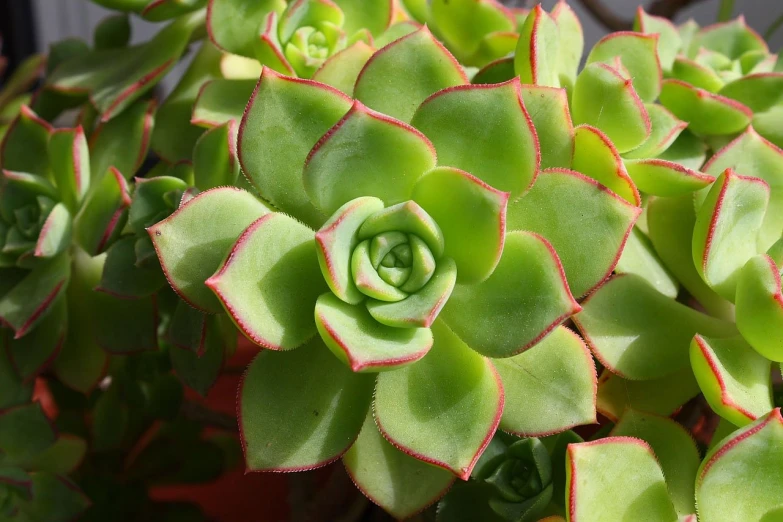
[566,437,677,522]
[315,197,385,304]
[647,194,734,319]
[572,62,650,154]
[623,104,687,160]
[148,187,270,313]
[586,31,662,102]
[311,41,375,96]
[518,85,573,169]
[206,212,326,350]
[89,98,156,181]
[657,129,708,171]
[0,54,45,109]
[16,434,87,474]
[49,127,90,211]
[48,12,203,120]
[736,254,783,362]
[193,120,240,190]
[0,342,33,410]
[634,7,681,71]
[343,411,454,518]
[238,68,352,228]
[494,325,596,436]
[0,106,52,178]
[374,319,503,480]
[5,297,66,381]
[15,473,90,522]
[703,127,783,252]
[618,222,678,297]
[670,56,725,92]
[412,167,507,283]
[410,79,539,200]
[659,80,752,136]
[151,41,222,163]
[166,299,207,353]
[303,101,436,215]
[52,249,108,393]
[91,291,158,354]
[141,0,207,21]
[507,168,641,298]
[357,200,444,258]
[753,106,783,149]
[440,231,580,358]
[239,337,374,471]
[0,253,70,338]
[430,0,514,64]
[625,159,715,197]
[74,167,131,256]
[0,467,32,499]
[334,0,391,36]
[366,258,457,328]
[34,203,72,259]
[354,26,467,123]
[128,175,188,235]
[91,386,129,451]
[571,125,640,206]
[514,5,560,88]
[694,16,768,60]
[0,403,56,462]
[575,274,737,380]
[249,11,294,76]
[597,366,701,422]
[170,314,231,396]
[191,79,255,129]
[350,239,408,302]
[472,57,516,86]
[315,293,434,371]
[552,1,583,88]
[206,0,284,57]
[611,410,699,515]
[691,334,773,426]
[696,409,783,522]
[692,169,769,301]
[718,73,783,113]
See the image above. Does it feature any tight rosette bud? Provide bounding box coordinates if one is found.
[0,172,59,268]
[313,197,458,371]
[439,435,554,522]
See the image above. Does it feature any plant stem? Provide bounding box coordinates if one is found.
[717,0,734,21]
[766,13,783,40]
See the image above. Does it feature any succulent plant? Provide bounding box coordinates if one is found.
[3,0,783,519]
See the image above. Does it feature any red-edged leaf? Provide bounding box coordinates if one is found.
[354,26,468,123]
[374,319,504,480]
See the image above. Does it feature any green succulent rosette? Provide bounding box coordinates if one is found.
[633,8,783,149]
[438,433,558,522]
[142,23,682,517]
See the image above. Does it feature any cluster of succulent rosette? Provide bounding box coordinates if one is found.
[1,0,783,520]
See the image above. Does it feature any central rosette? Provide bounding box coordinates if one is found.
[313,196,458,371]
[350,204,443,304]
